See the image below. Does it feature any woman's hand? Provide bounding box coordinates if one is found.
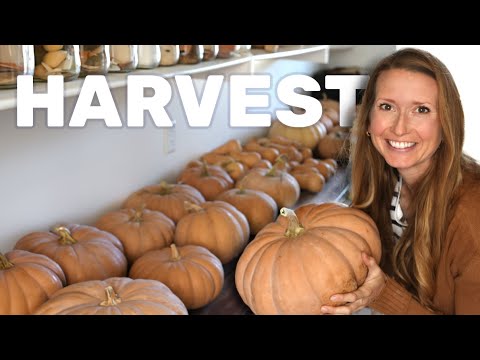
[321,252,387,315]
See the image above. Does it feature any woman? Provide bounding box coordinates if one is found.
[321,48,480,315]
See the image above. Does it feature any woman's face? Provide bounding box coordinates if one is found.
[368,69,442,182]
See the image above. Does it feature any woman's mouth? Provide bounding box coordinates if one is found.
[387,140,416,150]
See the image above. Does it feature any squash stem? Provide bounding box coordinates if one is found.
[280,207,305,237]
[0,253,14,269]
[52,226,77,245]
[170,244,181,261]
[158,181,174,195]
[184,201,203,213]
[100,286,122,306]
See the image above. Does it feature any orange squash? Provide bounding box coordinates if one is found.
[235,203,382,315]
[175,201,249,264]
[130,244,224,309]
[267,120,327,149]
[33,277,188,315]
[317,126,351,162]
[0,250,66,314]
[216,188,278,235]
[95,207,175,265]
[15,224,128,285]
[123,181,205,223]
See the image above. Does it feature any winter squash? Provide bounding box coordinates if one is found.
[177,162,234,201]
[175,201,249,264]
[122,181,205,224]
[15,224,128,285]
[216,188,278,235]
[317,126,351,162]
[95,207,175,265]
[34,277,188,315]
[130,244,224,310]
[235,166,300,208]
[235,203,382,315]
[0,250,66,314]
[267,120,327,149]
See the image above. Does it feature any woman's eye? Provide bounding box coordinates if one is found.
[416,106,430,114]
[379,103,392,111]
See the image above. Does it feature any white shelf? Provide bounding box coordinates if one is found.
[0,45,329,111]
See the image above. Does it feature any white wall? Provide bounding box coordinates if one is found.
[397,45,480,161]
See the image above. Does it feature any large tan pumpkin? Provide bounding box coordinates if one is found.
[122,181,205,223]
[95,207,176,265]
[216,188,278,235]
[175,201,249,264]
[14,224,128,285]
[235,203,382,315]
[268,119,327,149]
[34,277,188,315]
[130,244,224,310]
[317,126,351,162]
[0,250,66,314]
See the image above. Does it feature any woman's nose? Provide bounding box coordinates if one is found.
[391,111,409,136]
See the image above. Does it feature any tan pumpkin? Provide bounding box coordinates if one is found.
[14,224,128,285]
[317,126,351,162]
[235,203,382,315]
[0,250,66,314]
[216,188,278,235]
[130,244,224,310]
[267,119,327,149]
[122,181,205,223]
[34,277,188,315]
[235,166,300,208]
[177,162,234,201]
[175,201,249,264]
[95,207,175,265]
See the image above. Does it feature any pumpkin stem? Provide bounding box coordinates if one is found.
[131,205,146,222]
[280,207,305,237]
[184,201,203,213]
[52,226,77,245]
[235,186,246,194]
[170,244,181,261]
[0,253,14,270]
[201,161,210,177]
[100,286,122,306]
[157,181,174,195]
[265,164,277,177]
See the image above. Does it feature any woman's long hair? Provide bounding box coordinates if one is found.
[350,48,470,309]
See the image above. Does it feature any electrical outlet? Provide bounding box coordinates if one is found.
[163,126,176,154]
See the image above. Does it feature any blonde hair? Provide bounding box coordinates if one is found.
[350,48,475,309]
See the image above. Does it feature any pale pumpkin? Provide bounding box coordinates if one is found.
[34,277,188,315]
[267,120,327,149]
[130,244,224,310]
[235,203,382,315]
[216,188,278,235]
[14,224,128,285]
[95,207,175,265]
[175,201,249,264]
[122,181,205,223]
[0,250,66,314]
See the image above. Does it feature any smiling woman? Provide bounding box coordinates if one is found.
[320,47,480,315]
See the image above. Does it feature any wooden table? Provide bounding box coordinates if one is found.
[190,166,351,315]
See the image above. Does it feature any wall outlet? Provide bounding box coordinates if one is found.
[163,126,176,154]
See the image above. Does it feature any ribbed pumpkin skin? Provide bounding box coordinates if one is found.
[129,244,224,309]
[216,188,278,235]
[235,167,300,208]
[268,120,327,149]
[95,208,175,265]
[177,163,234,201]
[14,224,128,285]
[235,203,382,315]
[33,277,188,315]
[0,250,66,314]
[122,182,205,223]
[175,201,249,264]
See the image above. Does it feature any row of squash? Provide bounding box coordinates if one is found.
[0,99,359,315]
